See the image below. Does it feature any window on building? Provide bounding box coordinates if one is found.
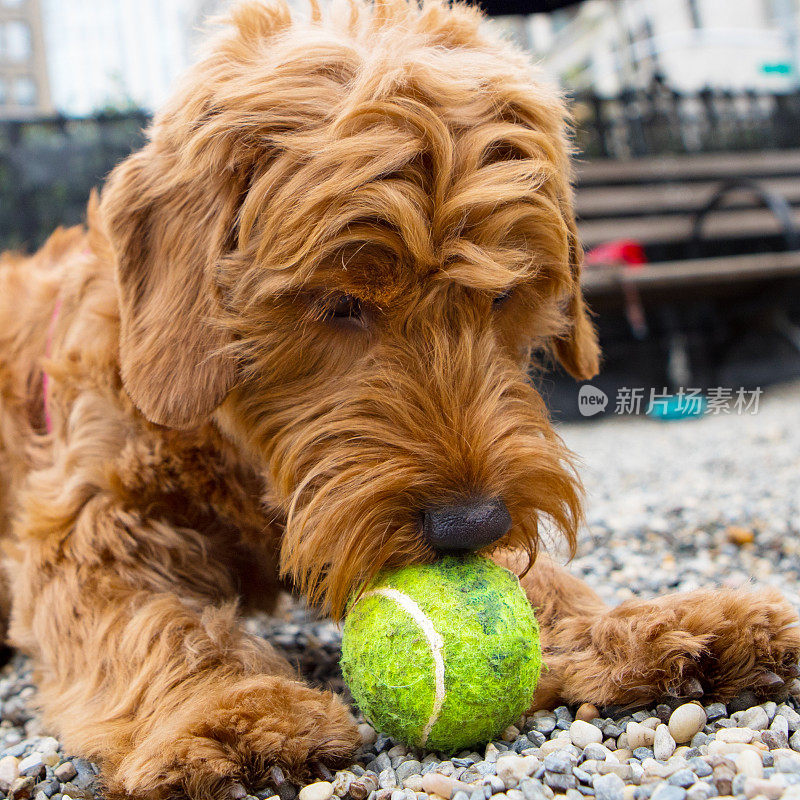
[686,0,702,28]
[14,75,36,106]
[5,21,31,62]
[549,9,569,35]
[762,0,795,24]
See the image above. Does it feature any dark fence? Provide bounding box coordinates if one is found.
[0,112,148,251]
[1,89,800,252]
[573,87,800,160]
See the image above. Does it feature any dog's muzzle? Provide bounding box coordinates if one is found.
[423,497,512,553]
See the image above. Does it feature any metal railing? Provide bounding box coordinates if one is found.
[0,89,799,251]
[0,112,148,250]
[573,86,800,159]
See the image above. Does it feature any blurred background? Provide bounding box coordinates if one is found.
[0,0,799,418]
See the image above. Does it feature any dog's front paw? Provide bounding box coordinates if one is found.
[555,587,800,708]
[106,675,360,800]
[675,587,800,701]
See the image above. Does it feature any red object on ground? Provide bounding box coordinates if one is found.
[585,240,650,340]
[585,239,648,268]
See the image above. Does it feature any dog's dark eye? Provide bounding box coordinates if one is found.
[493,289,513,309]
[324,294,365,326]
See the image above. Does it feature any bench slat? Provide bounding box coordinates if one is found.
[576,176,800,218]
[582,250,800,294]
[577,150,800,186]
[579,206,800,249]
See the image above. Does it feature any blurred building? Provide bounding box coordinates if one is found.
[528,0,800,94]
[0,0,51,118]
[2,0,798,117]
[38,0,208,116]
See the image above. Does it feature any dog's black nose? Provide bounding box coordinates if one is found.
[423,497,512,553]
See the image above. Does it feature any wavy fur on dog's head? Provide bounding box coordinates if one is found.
[100,0,599,617]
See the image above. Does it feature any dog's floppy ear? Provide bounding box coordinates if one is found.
[552,213,601,381]
[100,145,238,429]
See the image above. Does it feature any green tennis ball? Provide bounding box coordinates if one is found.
[340,555,541,752]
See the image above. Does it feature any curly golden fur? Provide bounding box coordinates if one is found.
[0,1,798,798]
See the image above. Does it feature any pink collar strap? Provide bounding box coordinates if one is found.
[42,296,63,435]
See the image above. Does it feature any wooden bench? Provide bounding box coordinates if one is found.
[548,149,800,406]
[576,150,800,307]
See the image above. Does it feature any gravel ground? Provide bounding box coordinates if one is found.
[0,382,799,800]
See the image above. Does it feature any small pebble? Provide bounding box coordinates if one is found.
[18,754,44,779]
[543,772,576,791]
[772,747,800,772]
[582,743,611,762]
[735,749,763,778]
[684,782,711,800]
[653,726,676,761]
[543,750,577,775]
[531,717,556,736]
[689,732,708,749]
[668,706,707,745]
[379,769,398,790]
[593,773,625,800]
[743,776,785,799]
[298,781,333,800]
[733,707,770,731]
[53,763,76,783]
[706,740,762,756]
[503,727,521,743]
[0,756,20,791]
[704,704,727,722]
[576,705,600,723]
[485,744,500,764]
[538,738,570,757]
[649,785,685,800]
[570,721,603,749]
[726,525,754,545]
[778,704,800,732]
[11,776,36,799]
[762,701,778,722]
[396,763,422,782]
[715,727,757,744]
[770,714,789,739]
[496,755,539,786]
[626,723,655,750]
[666,770,695,788]
[420,774,469,799]
[359,725,378,747]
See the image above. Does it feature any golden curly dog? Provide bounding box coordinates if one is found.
[0,1,798,798]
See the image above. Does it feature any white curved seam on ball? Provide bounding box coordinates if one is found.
[359,588,445,746]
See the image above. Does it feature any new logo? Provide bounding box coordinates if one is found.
[578,385,608,417]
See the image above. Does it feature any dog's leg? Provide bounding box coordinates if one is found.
[8,400,359,800]
[495,552,800,708]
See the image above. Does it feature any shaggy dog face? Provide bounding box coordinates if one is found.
[101,0,599,616]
